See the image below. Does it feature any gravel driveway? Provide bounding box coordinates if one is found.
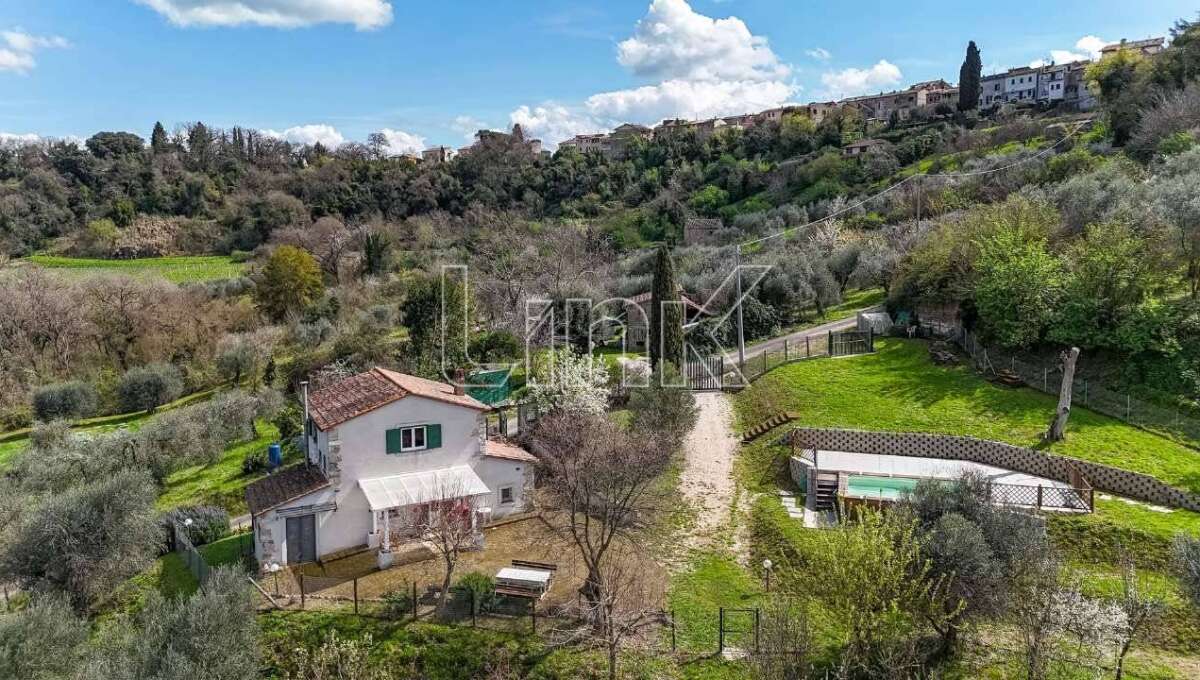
[677,392,740,551]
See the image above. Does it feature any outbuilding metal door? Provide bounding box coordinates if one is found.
[286,514,316,564]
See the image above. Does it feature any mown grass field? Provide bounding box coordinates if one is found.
[157,421,286,515]
[735,338,1200,497]
[727,338,1200,677]
[26,254,246,283]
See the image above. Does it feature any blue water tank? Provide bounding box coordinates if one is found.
[268,443,282,469]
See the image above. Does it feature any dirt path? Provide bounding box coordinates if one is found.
[677,392,741,553]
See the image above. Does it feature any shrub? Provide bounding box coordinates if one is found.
[229,249,253,263]
[31,381,98,422]
[455,571,497,613]
[117,363,184,413]
[242,450,268,476]
[381,589,413,620]
[1174,534,1200,609]
[0,406,32,431]
[162,505,231,546]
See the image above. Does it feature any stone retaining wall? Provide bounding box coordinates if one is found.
[789,428,1200,512]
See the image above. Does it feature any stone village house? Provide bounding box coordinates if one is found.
[245,367,536,569]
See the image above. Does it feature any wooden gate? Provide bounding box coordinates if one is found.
[829,329,875,357]
[685,355,724,391]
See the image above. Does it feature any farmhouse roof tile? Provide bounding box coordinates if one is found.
[245,464,330,516]
[309,367,488,431]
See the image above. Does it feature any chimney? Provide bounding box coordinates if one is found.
[300,380,310,460]
[453,368,466,396]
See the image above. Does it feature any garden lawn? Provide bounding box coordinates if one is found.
[734,338,1200,496]
[27,254,245,283]
[157,421,284,515]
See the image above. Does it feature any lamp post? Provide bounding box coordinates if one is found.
[735,245,746,370]
[762,558,773,592]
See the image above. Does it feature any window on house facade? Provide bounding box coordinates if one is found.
[499,486,515,505]
[385,424,442,453]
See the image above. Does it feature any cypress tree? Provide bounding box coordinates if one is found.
[150,121,169,154]
[649,246,684,370]
[958,41,983,111]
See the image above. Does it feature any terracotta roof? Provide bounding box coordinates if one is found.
[308,367,488,431]
[627,289,704,311]
[246,464,330,516]
[485,439,538,463]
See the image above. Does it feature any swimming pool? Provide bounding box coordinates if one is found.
[845,474,921,500]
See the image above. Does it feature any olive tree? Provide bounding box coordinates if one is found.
[0,594,89,680]
[87,567,260,680]
[0,470,161,612]
[117,362,183,413]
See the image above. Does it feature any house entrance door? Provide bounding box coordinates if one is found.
[286,514,317,564]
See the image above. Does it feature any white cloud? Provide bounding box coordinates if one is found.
[263,124,345,147]
[510,104,606,147]
[509,0,798,148]
[616,0,789,82]
[587,79,794,125]
[1032,35,1109,67]
[0,29,69,74]
[451,115,489,142]
[819,59,902,99]
[0,132,41,146]
[1075,35,1108,60]
[135,0,392,30]
[805,47,831,61]
[375,128,425,155]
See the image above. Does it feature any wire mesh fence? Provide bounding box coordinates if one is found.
[173,523,211,584]
[730,329,874,386]
[955,330,1200,446]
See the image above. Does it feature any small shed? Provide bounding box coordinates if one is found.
[857,311,893,335]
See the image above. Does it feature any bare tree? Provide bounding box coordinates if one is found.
[416,477,485,617]
[751,597,815,680]
[553,551,667,680]
[1045,347,1080,442]
[1113,552,1165,680]
[527,412,673,616]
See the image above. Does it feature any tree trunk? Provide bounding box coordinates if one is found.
[437,557,455,617]
[608,641,618,680]
[1045,347,1080,442]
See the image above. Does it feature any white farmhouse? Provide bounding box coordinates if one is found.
[246,367,536,569]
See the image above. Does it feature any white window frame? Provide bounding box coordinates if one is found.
[499,486,515,505]
[400,425,428,452]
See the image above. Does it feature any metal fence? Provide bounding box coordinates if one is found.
[174,523,211,584]
[954,329,1200,446]
[731,328,875,386]
[252,571,634,638]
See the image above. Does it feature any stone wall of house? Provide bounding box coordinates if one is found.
[789,427,1200,512]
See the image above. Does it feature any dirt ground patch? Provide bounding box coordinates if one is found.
[276,517,662,614]
[676,392,740,554]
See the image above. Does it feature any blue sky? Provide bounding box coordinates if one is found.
[1,0,1193,151]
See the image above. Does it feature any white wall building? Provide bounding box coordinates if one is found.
[247,368,536,569]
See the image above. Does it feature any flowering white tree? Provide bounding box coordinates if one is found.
[528,347,610,415]
[1012,565,1127,680]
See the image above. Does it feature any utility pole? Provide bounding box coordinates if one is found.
[735,245,746,369]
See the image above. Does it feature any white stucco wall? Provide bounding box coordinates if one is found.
[260,394,533,566]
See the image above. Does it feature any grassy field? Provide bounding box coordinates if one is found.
[729,338,1200,677]
[157,421,286,515]
[26,254,246,283]
[734,338,1200,497]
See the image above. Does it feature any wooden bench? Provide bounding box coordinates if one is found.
[511,559,558,572]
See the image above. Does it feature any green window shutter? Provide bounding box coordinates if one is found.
[426,424,442,450]
[385,428,403,454]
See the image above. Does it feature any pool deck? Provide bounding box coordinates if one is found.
[815,450,1073,490]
